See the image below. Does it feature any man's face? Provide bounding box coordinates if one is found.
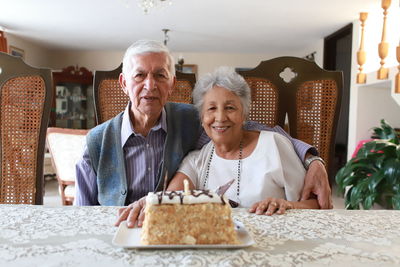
[119,52,175,119]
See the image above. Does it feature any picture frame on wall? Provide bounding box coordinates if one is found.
[235,67,252,72]
[9,45,25,59]
[176,64,197,77]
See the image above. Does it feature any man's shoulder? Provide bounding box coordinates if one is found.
[87,113,123,141]
[87,119,110,139]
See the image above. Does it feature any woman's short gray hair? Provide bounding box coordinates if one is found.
[193,66,251,118]
[122,40,175,75]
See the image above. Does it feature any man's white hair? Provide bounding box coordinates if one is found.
[122,40,175,75]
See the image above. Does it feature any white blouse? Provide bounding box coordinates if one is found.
[177,131,306,208]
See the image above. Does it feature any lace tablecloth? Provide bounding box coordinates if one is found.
[0,205,399,267]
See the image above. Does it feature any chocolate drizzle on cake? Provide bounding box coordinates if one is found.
[190,189,212,198]
[155,189,226,205]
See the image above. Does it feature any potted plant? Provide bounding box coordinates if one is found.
[335,119,400,210]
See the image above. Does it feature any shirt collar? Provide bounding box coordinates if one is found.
[120,102,167,147]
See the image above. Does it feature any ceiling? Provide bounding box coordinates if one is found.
[0,0,380,53]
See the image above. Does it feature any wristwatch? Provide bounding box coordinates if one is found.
[304,156,325,170]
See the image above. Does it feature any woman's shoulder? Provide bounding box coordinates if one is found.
[259,130,292,146]
[185,141,213,159]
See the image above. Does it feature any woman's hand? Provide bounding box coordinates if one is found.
[114,197,146,228]
[248,197,293,216]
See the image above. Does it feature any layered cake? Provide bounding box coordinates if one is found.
[140,185,238,245]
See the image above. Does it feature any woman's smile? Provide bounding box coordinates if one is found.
[211,125,231,133]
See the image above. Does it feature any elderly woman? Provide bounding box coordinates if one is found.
[116,67,319,227]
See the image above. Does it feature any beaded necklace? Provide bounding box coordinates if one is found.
[203,140,243,206]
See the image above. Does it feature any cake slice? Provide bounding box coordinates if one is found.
[140,189,238,245]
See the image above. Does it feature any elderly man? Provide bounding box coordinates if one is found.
[75,40,331,209]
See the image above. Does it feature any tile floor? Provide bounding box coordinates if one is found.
[43,177,346,209]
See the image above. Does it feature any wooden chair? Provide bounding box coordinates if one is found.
[93,64,196,124]
[93,64,127,125]
[172,71,196,104]
[238,57,343,178]
[46,127,88,205]
[0,52,53,204]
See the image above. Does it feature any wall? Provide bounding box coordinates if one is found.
[356,80,400,142]
[46,50,123,72]
[5,32,324,77]
[172,40,323,77]
[6,34,52,68]
[42,45,324,77]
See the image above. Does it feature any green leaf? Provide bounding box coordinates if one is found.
[396,146,400,159]
[382,158,400,185]
[344,186,355,209]
[373,119,399,144]
[342,175,359,187]
[367,171,384,192]
[392,183,400,193]
[349,184,363,209]
[373,127,384,138]
[362,194,375,210]
[392,194,400,210]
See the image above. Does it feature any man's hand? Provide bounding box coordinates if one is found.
[114,197,146,228]
[301,160,333,209]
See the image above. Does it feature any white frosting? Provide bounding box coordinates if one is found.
[146,190,226,206]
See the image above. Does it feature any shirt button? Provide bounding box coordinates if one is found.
[148,167,151,171]
[146,143,150,148]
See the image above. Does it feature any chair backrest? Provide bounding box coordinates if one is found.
[238,57,343,176]
[93,63,127,125]
[0,52,53,204]
[46,127,88,205]
[171,71,196,104]
[93,64,196,124]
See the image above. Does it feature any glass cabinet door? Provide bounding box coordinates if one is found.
[51,66,94,129]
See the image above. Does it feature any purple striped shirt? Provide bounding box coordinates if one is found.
[75,105,315,206]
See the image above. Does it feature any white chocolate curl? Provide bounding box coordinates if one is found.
[183,179,190,195]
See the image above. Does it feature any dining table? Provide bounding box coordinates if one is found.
[0,205,399,266]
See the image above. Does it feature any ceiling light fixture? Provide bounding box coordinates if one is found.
[138,0,172,14]
[162,28,170,46]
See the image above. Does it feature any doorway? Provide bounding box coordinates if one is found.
[323,23,353,182]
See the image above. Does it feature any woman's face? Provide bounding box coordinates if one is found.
[201,86,245,145]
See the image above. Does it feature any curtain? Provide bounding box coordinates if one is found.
[0,31,8,53]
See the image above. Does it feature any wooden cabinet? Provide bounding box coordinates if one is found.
[51,66,95,129]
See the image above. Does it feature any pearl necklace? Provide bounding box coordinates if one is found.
[203,140,243,207]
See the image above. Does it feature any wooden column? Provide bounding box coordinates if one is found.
[357,12,368,84]
[377,0,391,80]
[0,31,8,53]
